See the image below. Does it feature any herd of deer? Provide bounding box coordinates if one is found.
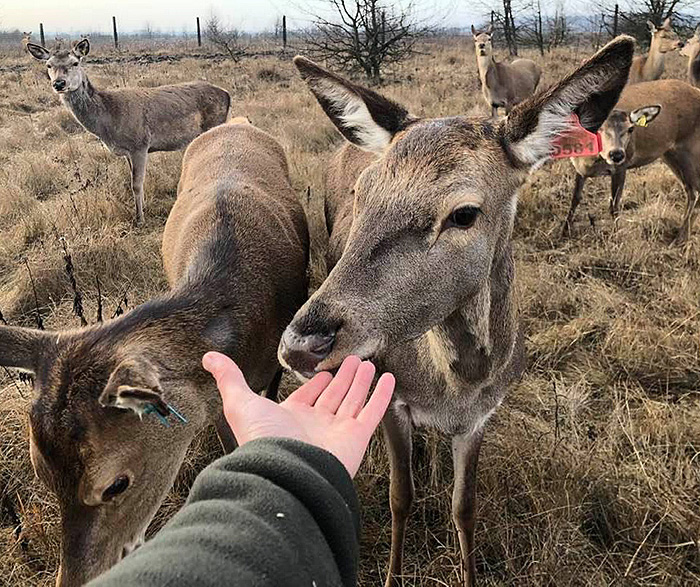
[0,24,695,587]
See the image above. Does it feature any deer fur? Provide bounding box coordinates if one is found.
[0,119,309,586]
[681,25,700,87]
[471,25,541,118]
[26,38,230,225]
[279,38,634,586]
[21,32,32,52]
[628,18,683,84]
[566,79,700,243]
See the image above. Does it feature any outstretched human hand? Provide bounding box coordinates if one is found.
[202,352,395,477]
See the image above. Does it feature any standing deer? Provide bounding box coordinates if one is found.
[565,79,700,243]
[21,32,32,52]
[628,18,683,84]
[471,24,541,118]
[0,118,309,586]
[681,25,700,87]
[278,37,634,586]
[25,38,230,225]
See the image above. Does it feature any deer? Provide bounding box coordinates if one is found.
[277,36,634,587]
[25,38,231,225]
[564,79,700,243]
[628,18,683,84]
[471,24,541,118]
[0,117,309,586]
[21,32,32,52]
[681,25,700,87]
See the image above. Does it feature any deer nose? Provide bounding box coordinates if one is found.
[53,79,66,91]
[609,150,625,164]
[279,328,336,376]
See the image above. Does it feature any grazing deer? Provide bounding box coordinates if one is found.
[565,79,700,243]
[681,25,700,87]
[0,118,309,586]
[25,38,230,225]
[278,37,634,586]
[21,32,32,52]
[471,24,541,118]
[628,18,683,84]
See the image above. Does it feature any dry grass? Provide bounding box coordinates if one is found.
[1,38,699,586]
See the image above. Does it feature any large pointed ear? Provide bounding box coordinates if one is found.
[72,38,90,58]
[486,24,494,35]
[99,357,168,418]
[293,56,415,153]
[26,43,50,61]
[695,24,700,38]
[500,36,634,169]
[471,24,478,37]
[647,20,657,33]
[662,17,672,30]
[0,325,50,373]
[629,105,661,127]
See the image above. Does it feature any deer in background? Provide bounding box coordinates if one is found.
[681,25,700,87]
[0,118,309,586]
[26,38,230,225]
[21,32,32,52]
[628,18,683,84]
[565,79,700,243]
[471,24,541,118]
[279,37,634,586]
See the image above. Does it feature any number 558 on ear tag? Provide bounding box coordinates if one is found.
[550,114,602,159]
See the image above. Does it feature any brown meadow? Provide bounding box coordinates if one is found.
[0,37,699,585]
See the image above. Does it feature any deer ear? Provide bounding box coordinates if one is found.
[695,24,700,38]
[662,17,672,30]
[471,24,478,37]
[647,20,657,33]
[501,36,634,169]
[26,43,50,61]
[630,105,661,127]
[293,56,415,153]
[72,38,90,58]
[486,24,494,35]
[99,357,167,418]
[0,325,51,374]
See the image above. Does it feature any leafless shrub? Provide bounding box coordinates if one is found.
[205,14,245,62]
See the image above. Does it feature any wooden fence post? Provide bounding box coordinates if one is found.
[613,4,619,37]
[282,15,287,49]
[196,17,202,47]
[112,16,119,49]
[40,23,45,47]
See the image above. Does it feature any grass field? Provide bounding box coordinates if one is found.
[0,36,699,586]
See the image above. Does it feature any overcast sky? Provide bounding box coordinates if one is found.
[1,0,484,35]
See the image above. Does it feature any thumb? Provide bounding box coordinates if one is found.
[202,352,256,409]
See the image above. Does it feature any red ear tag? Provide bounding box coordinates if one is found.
[550,114,602,159]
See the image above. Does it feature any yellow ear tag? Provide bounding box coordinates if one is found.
[636,115,648,127]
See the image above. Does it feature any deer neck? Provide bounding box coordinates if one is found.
[644,38,666,79]
[688,47,700,85]
[60,76,108,137]
[422,240,517,389]
[476,53,497,87]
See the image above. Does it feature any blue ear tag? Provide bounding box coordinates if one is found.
[143,403,188,427]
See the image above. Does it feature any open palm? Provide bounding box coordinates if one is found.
[202,353,395,477]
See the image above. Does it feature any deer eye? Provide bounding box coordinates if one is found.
[627,127,634,134]
[102,475,130,501]
[445,206,481,230]
[47,64,52,69]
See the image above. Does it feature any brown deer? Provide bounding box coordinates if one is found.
[21,32,32,52]
[471,24,541,118]
[565,79,700,243]
[25,38,230,225]
[681,25,700,87]
[278,37,634,586]
[628,18,683,84]
[0,118,309,586]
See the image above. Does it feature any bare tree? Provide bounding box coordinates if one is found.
[305,0,427,81]
[206,13,245,61]
[520,0,568,55]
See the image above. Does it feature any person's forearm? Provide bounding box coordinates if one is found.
[89,438,360,587]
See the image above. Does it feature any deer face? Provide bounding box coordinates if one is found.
[472,26,493,57]
[599,106,661,165]
[680,26,700,58]
[1,326,201,586]
[649,18,683,53]
[26,39,90,94]
[279,39,634,376]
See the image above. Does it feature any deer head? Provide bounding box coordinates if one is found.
[471,24,494,57]
[598,105,662,165]
[1,323,208,586]
[648,18,683,53]
[278,37,634,377]
[26,38,90,94]
[680,24,700,58]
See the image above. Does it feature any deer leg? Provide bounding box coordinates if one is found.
[677,186,698,244]
[382,403,413,587]
[129,149,148,226]
[610,168,627,220]
[491,105,499,119]
[563,173,587,237]
[452,427,484,587]
[214,413,238,453]
[663,151,699,244]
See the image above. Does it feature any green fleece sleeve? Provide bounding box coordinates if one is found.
[88,437,360,587]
